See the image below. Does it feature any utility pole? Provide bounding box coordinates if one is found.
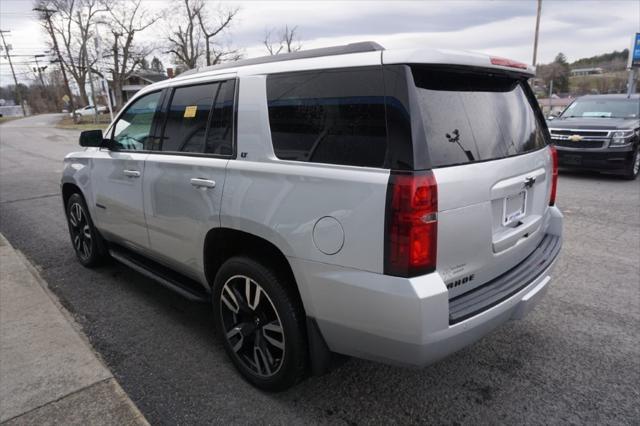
[94,22,113,121]
[0,30,27,116]
[77,11,98,124]
[548,79,553,114]
[627,33,639,97]
[532,0,542,67]
[34,54,46,86]
[33,7,75,112]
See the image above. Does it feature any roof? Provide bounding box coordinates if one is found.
[537,97,574,107]
[130,71,168,84]
[137,41,536,96]
[578,94,640,100]
[180,41,384,76]
[570,67,603,73]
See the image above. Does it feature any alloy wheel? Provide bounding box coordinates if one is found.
[633,149,640,176]
[219,275,286,377]
[68,202,92,261]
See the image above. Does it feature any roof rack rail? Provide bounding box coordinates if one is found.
[180,41,384,77]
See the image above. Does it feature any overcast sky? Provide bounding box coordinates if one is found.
[1,0,638,84]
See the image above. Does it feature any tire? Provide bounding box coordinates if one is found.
[65,193,107,267]
[623,147,640,180]
[212,256,308,391]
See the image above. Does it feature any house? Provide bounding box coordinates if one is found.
[570,67,603,77]
[120,71,168,102]
[537,95,574,115]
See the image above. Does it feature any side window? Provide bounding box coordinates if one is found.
[266,68,388,168]
[205,80,236,156]
[112,91,162,151]
[161,83,218,153]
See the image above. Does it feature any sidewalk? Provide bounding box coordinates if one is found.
[0,234,147,425]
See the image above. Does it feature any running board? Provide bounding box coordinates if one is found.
[109,246,209,303]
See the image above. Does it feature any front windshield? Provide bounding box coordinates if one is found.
[561,98,640,119]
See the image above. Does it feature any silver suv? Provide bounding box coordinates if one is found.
[62,42,563,391]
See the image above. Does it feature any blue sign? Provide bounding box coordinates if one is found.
[633,33,640,67]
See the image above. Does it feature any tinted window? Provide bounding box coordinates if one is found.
[205,80,235,156]
[266,68,387,168]
[411,67,547,168]
[161,84,217,152]
[561,98,639,119]
[383,65,415,169]
[112,91,161,151]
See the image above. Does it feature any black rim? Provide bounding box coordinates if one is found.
[68,202,92,261]
[219,275,285,377]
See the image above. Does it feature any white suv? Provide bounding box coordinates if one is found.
[61,42,563,391]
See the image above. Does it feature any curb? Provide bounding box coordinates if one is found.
[0,233,148,425]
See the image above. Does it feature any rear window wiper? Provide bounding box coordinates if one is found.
[446,129,475,162]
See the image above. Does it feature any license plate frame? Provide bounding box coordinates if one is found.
[502,190,527,226]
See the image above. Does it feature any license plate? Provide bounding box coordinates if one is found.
[502,190,527,226]
[563,154,582,165]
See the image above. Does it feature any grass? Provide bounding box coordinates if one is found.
[0,116,21,125]
[56,114,111,131]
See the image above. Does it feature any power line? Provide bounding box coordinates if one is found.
[0,30,27,115]
[33,6,75,111]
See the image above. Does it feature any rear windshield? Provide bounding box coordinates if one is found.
[411,67,547,168]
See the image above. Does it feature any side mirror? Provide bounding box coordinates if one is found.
[79,129,105,147]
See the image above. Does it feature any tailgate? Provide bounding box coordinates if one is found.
[434,148,554,298]
[407,65,554,298]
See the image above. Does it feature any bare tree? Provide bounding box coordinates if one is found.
[166,0,240,70]
[263,25,302,55]
[281,25,301,53]
[166,0,204,69]
[263,28,283,56]
[36,0,108,105]
[103,0,159,108]
[196,4,239,66]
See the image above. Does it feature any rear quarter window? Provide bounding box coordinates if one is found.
[411,67,547,168]
[266,68,388,168]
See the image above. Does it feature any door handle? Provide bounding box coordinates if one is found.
[123,169,141,178]
[190,178,216,188]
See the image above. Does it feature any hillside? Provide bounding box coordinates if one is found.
[570,49,629,72]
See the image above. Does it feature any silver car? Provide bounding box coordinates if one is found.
[61,42,563,391]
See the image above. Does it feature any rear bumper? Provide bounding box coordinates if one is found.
[290,206,563,367]
[556,146,635,172]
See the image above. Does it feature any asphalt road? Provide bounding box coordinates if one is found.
[1,114,638,425]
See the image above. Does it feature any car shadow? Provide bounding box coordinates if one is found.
[58,258,561,424]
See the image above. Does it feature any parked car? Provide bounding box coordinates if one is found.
[61,42,563,391]
[548,94,640,179]
[70,105,108,117]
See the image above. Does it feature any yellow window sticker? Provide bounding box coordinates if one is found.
[184,105,197,118]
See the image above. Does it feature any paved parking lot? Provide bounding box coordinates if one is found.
[1,114,638,424]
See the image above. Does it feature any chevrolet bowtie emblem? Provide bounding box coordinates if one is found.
[568,134,583,142]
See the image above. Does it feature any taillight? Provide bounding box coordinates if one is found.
[384,171,438,277]
[490,57,529,70]
[549,145,558,206]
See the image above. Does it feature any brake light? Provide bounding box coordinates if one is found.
[490,57,528,70]
[549,145,558,206]
[384,171,438,277]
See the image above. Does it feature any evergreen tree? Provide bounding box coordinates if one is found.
[150,57,164,73]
